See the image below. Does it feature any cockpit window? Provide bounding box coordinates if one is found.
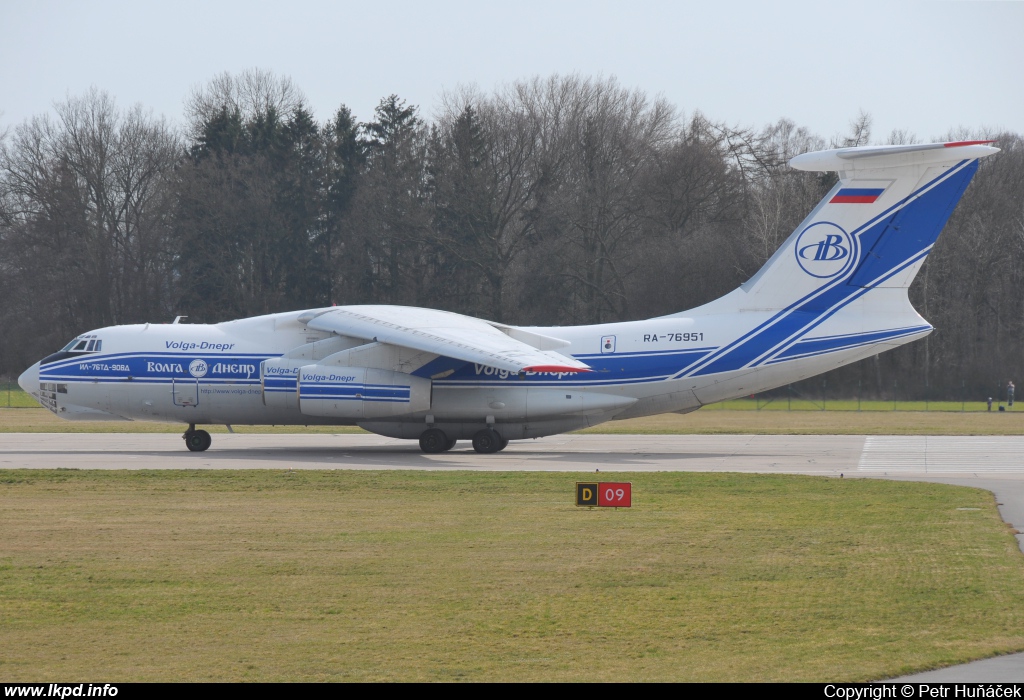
[43,336,103,365]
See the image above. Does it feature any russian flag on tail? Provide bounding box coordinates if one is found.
[831,187,885,204]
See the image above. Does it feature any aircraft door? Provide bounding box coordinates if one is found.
[172,377,199,407]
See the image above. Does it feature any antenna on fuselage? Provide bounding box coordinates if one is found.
[172,316,188,324]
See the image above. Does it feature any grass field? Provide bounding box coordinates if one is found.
[577,409,1024,435]
[706,397,1006,412]
[4,406,1024,435]
[1,470,1022,681]
[1,386,40,409]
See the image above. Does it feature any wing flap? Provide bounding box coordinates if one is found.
[302,306,590,375]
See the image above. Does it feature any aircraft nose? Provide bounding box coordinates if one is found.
[18,361,40,395]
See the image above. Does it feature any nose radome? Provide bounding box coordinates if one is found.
[18,361,40,395]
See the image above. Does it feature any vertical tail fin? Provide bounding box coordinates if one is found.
[678,141,997,376]
[740,140,997,306]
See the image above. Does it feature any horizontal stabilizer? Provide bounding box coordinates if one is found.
[790,140,999,172]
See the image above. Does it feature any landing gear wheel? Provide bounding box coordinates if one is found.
[472,428,503,454]
[443,438,458,452]
[419,428,449,454]
[497,436,509,452]
[185,429,211,452]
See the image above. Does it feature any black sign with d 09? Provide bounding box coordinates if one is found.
[576,482,632,507]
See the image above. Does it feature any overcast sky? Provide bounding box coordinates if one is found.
[2,0,1022,143]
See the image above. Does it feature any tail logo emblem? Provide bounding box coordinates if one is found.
[795,222,854,279]
[801,235,847,261]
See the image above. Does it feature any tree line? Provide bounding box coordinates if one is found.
[2,70,1021,400]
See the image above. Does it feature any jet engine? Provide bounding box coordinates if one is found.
[261,357,306,408]
[296,365,431,419]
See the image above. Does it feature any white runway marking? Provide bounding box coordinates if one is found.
[859,436,1024,473]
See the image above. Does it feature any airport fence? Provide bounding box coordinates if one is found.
[0,378,1015,412]
[1,379,42,408]
[703,380,1017,413]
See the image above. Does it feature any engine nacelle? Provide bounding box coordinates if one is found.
[297,366,431,419]
[261,357,305,408]
[261,336,367,408]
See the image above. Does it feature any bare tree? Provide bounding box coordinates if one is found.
[525,75,677,323]
[885,128,919,145]
[184,69,306,142]
[0,89,179,371]
[836,110,873,148]
[428,85,548,320]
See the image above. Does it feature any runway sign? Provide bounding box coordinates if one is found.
[598,482,632,507]
[576,482,632,507]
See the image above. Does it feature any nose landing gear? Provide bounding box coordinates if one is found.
[183,424,212,452]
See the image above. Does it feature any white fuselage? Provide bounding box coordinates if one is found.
[22,294,929,441]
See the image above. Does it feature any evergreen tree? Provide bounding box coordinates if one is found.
[323,106,363,303]
[349,95,432,304]
[192,106,244,160]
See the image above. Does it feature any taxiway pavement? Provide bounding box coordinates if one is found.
[3,432,1023,551]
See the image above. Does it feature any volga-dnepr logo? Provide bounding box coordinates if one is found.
[794,222,855,279]
[188,359,208,378]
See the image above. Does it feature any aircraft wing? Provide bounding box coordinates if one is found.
[299,305,590,375]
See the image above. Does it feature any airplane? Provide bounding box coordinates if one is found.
[17,140,998,454]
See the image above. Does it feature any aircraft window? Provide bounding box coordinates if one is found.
[59,339,78,352]
[95,340,102,352]
[72,340,88,351]
[86,340,96,351]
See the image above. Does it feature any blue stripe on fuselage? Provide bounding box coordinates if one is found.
[436,348,714,385]
[299,383,411,403]
[39,352,272,382]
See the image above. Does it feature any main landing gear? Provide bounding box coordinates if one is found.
[418,427,508,454]
[471,428,508,454]
[183,424,212,452]
[418,428,453,454]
